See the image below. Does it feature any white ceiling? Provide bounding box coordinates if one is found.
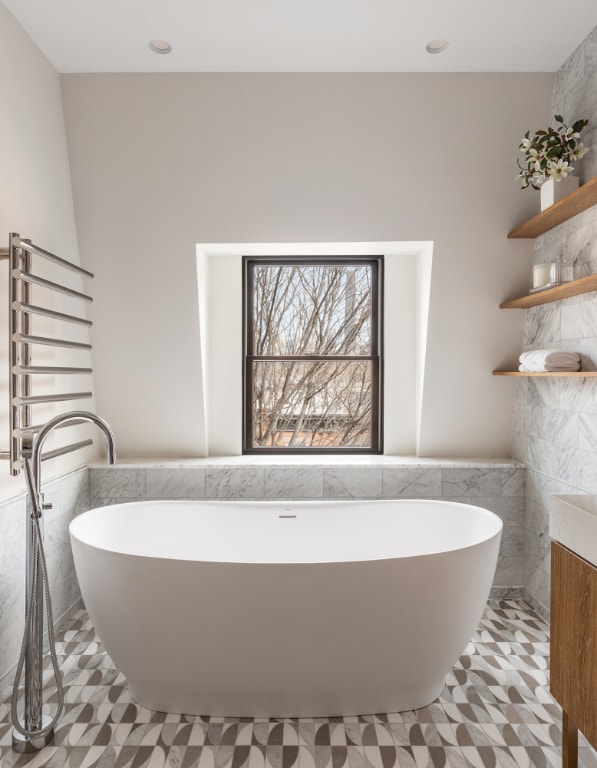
[2,0,595,73]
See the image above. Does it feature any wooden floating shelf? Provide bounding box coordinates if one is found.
[508,176,597,239]
[500,274,597,309]
[493,370,597,377]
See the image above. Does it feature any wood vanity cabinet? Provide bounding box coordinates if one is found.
[551,541,597,768]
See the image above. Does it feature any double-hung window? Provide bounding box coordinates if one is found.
[243,256,383,453]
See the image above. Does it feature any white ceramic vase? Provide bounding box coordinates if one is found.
[540,175,579,211]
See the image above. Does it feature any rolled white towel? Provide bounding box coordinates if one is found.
[518,362,579,372]
[518,349,580,372]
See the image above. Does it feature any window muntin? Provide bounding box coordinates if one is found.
[244,257,382,453]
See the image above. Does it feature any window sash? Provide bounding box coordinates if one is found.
[243,256,383,454]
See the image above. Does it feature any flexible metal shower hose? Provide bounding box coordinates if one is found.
[11,461,65,739]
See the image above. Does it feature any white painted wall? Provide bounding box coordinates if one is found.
[0,3,98,500]
[60,72,554,458]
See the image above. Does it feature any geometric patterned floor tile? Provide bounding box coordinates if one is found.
[1,600,597,768]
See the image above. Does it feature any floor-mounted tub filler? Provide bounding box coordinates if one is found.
[69,498,502,718]
[11,411,116,753]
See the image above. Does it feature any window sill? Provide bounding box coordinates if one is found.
[88,455,523,469]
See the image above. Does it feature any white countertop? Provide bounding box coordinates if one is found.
[550,494,597,567]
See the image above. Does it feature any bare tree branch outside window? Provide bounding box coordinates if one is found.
[243,257,382,452]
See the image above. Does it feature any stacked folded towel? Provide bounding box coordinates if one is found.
[519,349,580,372]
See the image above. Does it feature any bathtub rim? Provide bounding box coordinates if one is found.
[69,497,503,566]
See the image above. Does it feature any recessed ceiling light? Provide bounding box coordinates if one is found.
[425,39,449,54]
[149,39,172,55]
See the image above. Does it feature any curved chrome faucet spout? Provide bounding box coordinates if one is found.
[27,410,116,495]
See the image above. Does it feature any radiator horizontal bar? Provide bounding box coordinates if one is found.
[17,240,94,279]
[13,365,93,375]
[15,419,88,436]
[13,269,93,303]
[41,439,93,462]
[14,302,92,326]
[14,392,92,405]
[13,333,92,350]
[0,451,9,459]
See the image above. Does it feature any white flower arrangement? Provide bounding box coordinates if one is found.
[516,115,589,190]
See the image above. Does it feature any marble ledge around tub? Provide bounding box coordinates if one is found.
[88,455,525,469]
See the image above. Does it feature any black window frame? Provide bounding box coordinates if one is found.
[242,255,384,454]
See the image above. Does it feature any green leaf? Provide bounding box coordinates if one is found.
[572,118,587,133]
[554,114,564,123]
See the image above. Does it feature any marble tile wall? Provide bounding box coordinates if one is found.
[89,461,525,591]
[0,467,89,688]
[511,24,597,616]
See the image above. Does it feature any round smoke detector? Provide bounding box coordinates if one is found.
[149,39,173,55]
[425,39,449,54]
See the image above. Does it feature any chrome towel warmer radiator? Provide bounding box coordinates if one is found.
[0,232,95,473]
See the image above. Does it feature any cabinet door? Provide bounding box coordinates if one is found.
[551,541,597,749]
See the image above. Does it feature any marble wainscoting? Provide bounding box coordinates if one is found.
[88,458,525,599]
[0,466,89,688]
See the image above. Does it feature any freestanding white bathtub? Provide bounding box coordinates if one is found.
[69,498,502,718]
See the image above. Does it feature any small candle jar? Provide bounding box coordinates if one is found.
[531,262,573,292]
[531,263,552,291]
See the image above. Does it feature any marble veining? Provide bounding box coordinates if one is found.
[512,402,526,436]
[557,444,597,494]
[89,468,145,500]
[381,468,442,498]
[525,406,579,448]
[521,436,561,482]
[323,468,382,499]
[146,468,206,499]
[561,293,597,341]
[523,303,561,347]
[205,467,266,499]
[502,466,525,497]
[440,468,503,498]
[263,467,324,499]
[558,376,597,414]
[579,337,597,371]
[525,378,561,411]
[579,412,597,451]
